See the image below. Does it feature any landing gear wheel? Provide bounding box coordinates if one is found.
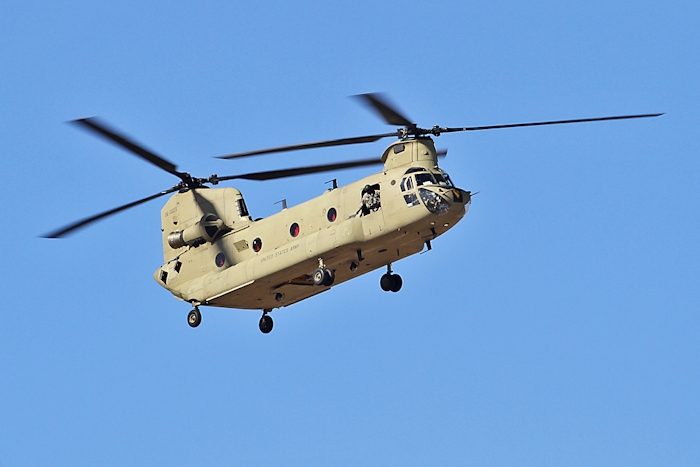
[380,273,403,292]
[187,308,202,328]
[322,268,335,286]
[313,268,335,286]
[390,274,402,293]
[380,273,393,292]
[313,268,325,286]
[259,314,274,334]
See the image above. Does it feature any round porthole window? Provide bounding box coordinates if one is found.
[252,238,262,252]
[290,223,300,237]
[327,207,337,222]
[215,253,225,267]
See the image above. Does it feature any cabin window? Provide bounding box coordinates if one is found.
[252,238,262,252]
[327,208,337,222]
[215,253,225,267]
[290,223,300,237]
[444,173,454,187]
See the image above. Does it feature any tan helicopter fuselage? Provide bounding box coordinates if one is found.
[154,138,471,311]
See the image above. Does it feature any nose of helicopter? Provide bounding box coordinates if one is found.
[418,187,471,217]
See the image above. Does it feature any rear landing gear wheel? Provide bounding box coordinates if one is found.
[187,308,202,328]
[259,314,273,334]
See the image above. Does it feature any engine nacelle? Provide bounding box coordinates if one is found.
[167,213,225,249]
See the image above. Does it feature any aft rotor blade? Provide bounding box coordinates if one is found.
[354,93,415,128]
[71,117,188,181]
[216,132,400,159]
[42,187,178,238]
[214,157,384,181]
[440,113,664,134]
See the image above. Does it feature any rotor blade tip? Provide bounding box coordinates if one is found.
[40,231,65,239]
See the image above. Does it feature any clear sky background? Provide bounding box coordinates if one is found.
[1,1,698,465]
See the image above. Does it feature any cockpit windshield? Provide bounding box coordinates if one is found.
[433,173,447,185]
[415,173,436,186]
[438,172,454,187]
[415,171,455,187]
[403,169,455,188]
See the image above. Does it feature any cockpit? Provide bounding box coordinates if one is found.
[399,167,455,215]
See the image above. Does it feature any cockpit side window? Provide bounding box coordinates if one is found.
[400,176,414,192]
[443,173,454,187]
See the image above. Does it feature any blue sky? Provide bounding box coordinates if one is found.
[1,1,698,465]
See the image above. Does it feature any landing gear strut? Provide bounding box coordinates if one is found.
[187,306,202,328]
[259,309,273,334]
[380,264,402,293]
[312,259,335,286]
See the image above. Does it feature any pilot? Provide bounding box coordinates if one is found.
[361,185,373,215]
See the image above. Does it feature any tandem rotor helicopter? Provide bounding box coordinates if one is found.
[44,93,661,333]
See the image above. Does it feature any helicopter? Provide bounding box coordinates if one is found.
[44,93,661,333]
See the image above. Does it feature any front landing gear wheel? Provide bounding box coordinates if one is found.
[390,274,402,292]
[380,273,393,291]
[313,268,335,286]
[187,308,202,328]
[313,268,325,286]
[380,273,403,292]
[259,314,274,334]
[322,268,335,286]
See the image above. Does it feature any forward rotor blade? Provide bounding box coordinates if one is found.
[214,157,384,182]
[354,93,415,128]
[42,187,178,238]
[441,113,664,134]
[71,117,187,181]
[216,132,400,159]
